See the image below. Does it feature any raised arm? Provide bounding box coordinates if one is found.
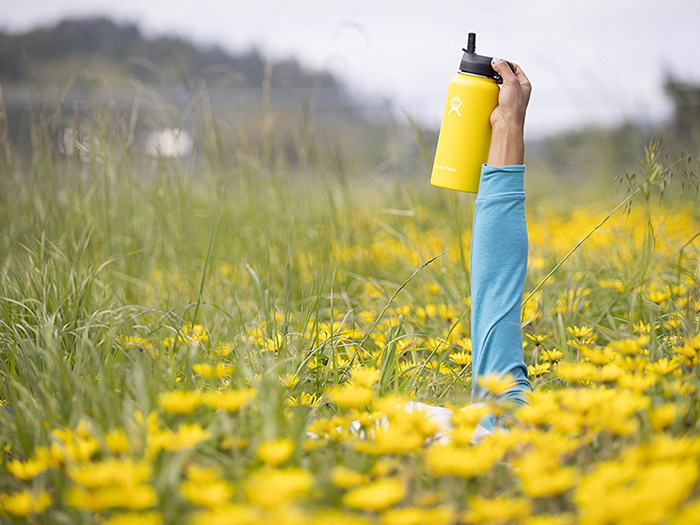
[470,59,532,409]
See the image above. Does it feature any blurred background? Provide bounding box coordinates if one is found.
[1,0,699,188]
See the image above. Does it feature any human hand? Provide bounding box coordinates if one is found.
[490,59,531,131]
[486,59,531,167]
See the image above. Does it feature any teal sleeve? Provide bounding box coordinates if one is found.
[470,164,531,412]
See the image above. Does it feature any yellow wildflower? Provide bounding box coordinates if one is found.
[68,458,151,489]
[513,451,576,497]
[280,373,300,388]
[477,373,517,395]
[599,279,625,292]
[159,390,200,414]
[350,366,381,387]
[425,442,504,478]
[632,321,651,334]
[193,363,214,378]
[120,336,155,358]
[464,495,532,524]
[382,506,456,525]
[649,404,680,431]
[575,460,697,524]
[331,466,367,489]
[526,333,548,346]
[214,363,234,378]
[204,389,256,412]
[152,424,211,453]
[0,490,51,516]
[581,346,618,365]
[528,362,551,377]
[567,325,595,340]
[369,425,424,455]
[607,336,649,356]
[540,349,563,362]
[67,485,157,511]
[455,338,472,353]
[647,358,678,375]
[245,468,313,509]
[287,391,322,408]
[257,439,294,467]
[106,427,130,454]
[181,324,209,343]
[185,464,220,483]
[7,457,50,480]
[215,342,234,356]
[449,352,471,366]
[181,479,234,508]
[596,363,624,382]
[557,362,598,382]
[343,478,405,512]
[617,373,656,392]
[328,384,373,409]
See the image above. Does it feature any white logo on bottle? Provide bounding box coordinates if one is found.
[448,96,463,117]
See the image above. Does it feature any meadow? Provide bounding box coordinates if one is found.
[1,99,700,525]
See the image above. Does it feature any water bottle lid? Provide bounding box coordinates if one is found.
[458,33,500,80]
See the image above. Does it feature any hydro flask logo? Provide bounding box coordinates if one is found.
[448,96,463,117]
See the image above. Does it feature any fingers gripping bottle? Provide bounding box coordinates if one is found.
[430,33,505,193]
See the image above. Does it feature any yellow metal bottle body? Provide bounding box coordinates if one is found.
[431,72,499,193]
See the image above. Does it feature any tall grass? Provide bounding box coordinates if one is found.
[0,82,699,522]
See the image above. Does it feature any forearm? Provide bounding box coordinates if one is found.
[470,164,531,406]
[487,123,525,167]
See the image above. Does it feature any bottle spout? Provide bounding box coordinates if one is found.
[466,33,476,54]
[459,32,500,80]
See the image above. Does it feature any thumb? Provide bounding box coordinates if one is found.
[492,57,516,85]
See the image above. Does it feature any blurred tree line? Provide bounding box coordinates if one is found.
[527,76,700,192]
[0,17,343,90]
[0,18,417,173]
[665,76,700,138]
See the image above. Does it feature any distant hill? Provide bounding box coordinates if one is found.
[0,17,344,91]
[0,17,400,168]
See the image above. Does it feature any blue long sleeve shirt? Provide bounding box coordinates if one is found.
[470,164,531,414]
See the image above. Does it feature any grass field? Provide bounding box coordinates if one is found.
[1,105,700,524]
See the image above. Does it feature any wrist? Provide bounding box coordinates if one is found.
[491,120,524,136]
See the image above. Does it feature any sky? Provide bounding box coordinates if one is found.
[2,0,700,138]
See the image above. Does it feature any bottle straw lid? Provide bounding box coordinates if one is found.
[459,33,510,81]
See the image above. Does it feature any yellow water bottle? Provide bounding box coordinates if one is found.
[431,33,509,193]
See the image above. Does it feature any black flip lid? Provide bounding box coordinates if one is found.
[458,33,509,81]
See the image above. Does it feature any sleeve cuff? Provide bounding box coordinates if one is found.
[477,164,526,200]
